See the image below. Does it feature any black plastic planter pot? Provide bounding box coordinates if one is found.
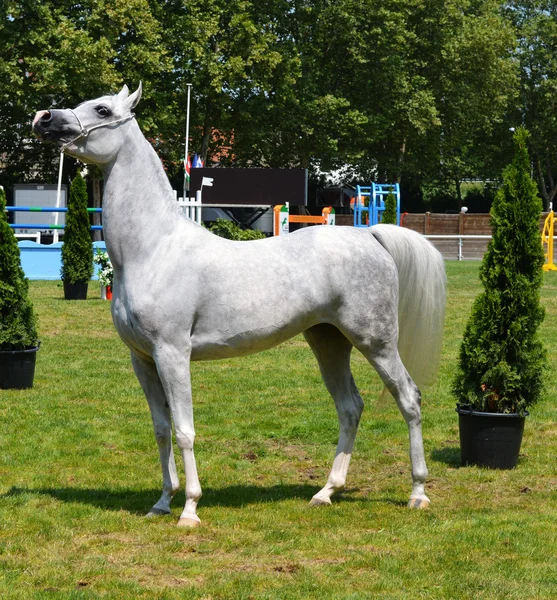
[64,281,88,300]
[0,346,39,389]
[456,404,527,469]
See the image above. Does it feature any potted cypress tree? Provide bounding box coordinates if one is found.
[0,186,40,389]
[61,173,94,299]
[453,128,547,469]
[382,191,397,225]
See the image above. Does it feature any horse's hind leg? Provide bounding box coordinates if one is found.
[303,324,363,506]
[363,343,430,509]
[131,352,180,516]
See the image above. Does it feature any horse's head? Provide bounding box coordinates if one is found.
[33,83,142,165]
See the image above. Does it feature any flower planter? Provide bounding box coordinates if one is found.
[0,345,40,389]
[100,285,112,300]
[64,281,88,300]
[456,404,527,469]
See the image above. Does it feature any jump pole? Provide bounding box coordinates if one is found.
[53,150,64,244]
[273,203,335,235]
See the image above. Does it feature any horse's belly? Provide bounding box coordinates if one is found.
[190,317,313,361]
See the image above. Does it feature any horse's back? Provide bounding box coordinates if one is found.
[181,225,400,359]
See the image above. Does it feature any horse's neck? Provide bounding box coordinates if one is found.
[101,125,189,269]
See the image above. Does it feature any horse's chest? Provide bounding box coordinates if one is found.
[111,295,159,354]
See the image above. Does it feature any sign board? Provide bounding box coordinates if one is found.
[13,184,67,232]
[189,168,307,206]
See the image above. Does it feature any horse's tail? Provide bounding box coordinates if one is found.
[370,224,446,388]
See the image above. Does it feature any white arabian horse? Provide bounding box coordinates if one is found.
[33,84,446,527]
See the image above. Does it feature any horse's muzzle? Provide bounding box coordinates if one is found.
[32,110,54,139]
[32,110,70,144]
[33,110,51,127]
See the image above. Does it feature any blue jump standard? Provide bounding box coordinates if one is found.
[353,183,400,227]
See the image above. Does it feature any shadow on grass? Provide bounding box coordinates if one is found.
[430,446,461,467]
[2,483,406,513]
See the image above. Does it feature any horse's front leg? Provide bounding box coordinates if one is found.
[131,352,180,516]
[153,343,202,527]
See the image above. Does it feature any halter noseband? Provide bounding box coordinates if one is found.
[61,109,135,151]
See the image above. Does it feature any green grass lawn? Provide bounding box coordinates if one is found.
[1,264,557,599]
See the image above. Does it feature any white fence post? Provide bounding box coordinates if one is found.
[177,194,202,225]
[195,190,202,225]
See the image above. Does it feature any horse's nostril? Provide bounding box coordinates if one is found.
[32,110,52,128]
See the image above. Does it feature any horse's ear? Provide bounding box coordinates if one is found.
[125,82,142,112]
[117,85,130,101]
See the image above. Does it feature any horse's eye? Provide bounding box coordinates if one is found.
[96,106,110,117]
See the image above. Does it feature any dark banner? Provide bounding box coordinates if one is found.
[189,168,307,206]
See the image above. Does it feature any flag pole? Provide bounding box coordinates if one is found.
[183,82,193,199]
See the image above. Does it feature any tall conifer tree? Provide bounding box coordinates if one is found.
[61,173,93,285]
[453,128,547,415]
[0,187,38,350]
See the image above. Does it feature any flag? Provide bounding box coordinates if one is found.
[192,153,203,168]
[201,177,213,187]
[184,156,191,181]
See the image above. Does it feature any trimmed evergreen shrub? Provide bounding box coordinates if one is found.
[0,187,38,350]
[382,192,397,225]
[208,219,266,240]
[61,173,94,284]
[453,128,547,415]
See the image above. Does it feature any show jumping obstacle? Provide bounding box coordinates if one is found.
[5,206,102,231]
[542,207,557,271]
[353,183,401,227]
[273,202,335,236]
[33,84,446,527]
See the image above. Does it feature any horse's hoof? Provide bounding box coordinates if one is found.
[177,516,201,528]
[309,495,332,507]
[146,507,171,518]
[408,496,430,509]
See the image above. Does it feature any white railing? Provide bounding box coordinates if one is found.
[424,235,492,261]
[177,192,202,225]
[15,232,41,243]
[425,234,557,261]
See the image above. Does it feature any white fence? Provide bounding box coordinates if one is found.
[177,193,202,225]
[425,234,557,261]
[424,235,492,261]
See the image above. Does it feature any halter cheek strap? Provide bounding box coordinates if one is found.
[61,109,136,151]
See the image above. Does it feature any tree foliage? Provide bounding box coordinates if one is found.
[506,0,557,209]
[0,0,554,212]
[0,0,169,188]
[61,173,94,284]
[207,218,265,240]
[382,192,397,225]
[0,187,38,350]
[453,128,547,415]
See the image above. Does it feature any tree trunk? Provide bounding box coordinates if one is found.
[200,115,212,165]
[395,138,407,184]
[455,177,463,209]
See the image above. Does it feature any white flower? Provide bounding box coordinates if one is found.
[95,250,113,286]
